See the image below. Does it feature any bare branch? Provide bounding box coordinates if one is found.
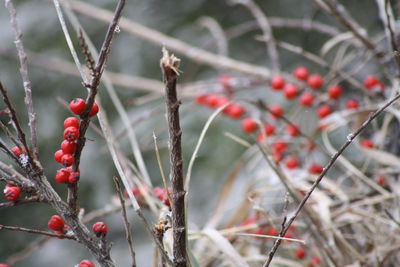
[0,224,75,240]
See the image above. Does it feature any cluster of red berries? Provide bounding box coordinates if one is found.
[125,185,171,207]
[53,98,98,184]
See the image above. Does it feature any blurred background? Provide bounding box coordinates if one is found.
[0,0,386,266]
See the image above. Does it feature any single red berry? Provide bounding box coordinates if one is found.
[54,149,64,163]
[361,139,374,148]
[89,102,99,117]
[286,156,299,169]
[216,96,230,108]
[267,227,278,236]
[0,264,10,267]
[295,247,306,260]
[299,92,314,106]
[307,74,324,89]
[219,74,233,91]
[328,85,343,99]
[317,105,332,118]
[68,171,80,184]
[309,255,321,266]
[61,154,74,167]
[70,98,87,115]
[270,105,284,119]
[61,140,76,154]
[286,124,299,136]
[283,84,298,99]
[227,104,245,119]
[293,66,309,81]
[271,75,285,90]
[153,186,170,206]
[4,186,21,201]
[92,221,108,236]
[64,126,80,141]
[48,215,65,231]
[206,94,219,108]
[308,164,324,174]
[11,146,26,157]
[195,94,208,105]
[55,168,70,184]
[264,123,275,136]
[63,117,80,128]
[273,151,283,163]
[364,75,379,89]
[242,117,257,133]
[346,99,359,109]
[377,176,386,186]
[79,260,95,267]
[273,140,286,153]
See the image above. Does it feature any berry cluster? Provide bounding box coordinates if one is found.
[53,98,98,184]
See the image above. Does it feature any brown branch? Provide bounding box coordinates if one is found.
[0,224,75,240]
[262,93,400,267]
[113,177,136,267]
[5,0,38,160]
[0,196,44,209]
[78,29,96,76]
[160,48,187,267]
[384,0,400,73]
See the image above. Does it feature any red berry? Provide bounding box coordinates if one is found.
[68,171,80,184]
[361,139,374,148]
[364,75,379,89]
[216,96,230,108]
[206,94,219,108]
[63,117,79,128]
[227,104,245,119]
[308,164,324,174]
[267,227,278,236]
[283,84,298,99]
[295,247,306,259]
[270,105,284,119]
[79,260,95,267]
[309,255,321,266]
[317,105,332,118]
[346,99,359,109]
[64,126,80,141]
[89,102,99,117]
[219,74,233,91]
[377,176,386,186]
[327,85,343,99]
[271,75,285,90]
[61,140,76,154]
[11,146,26,157]
[273,140,286,153]
[264,123,275,136]
[242,117,257,133]
[4,186,21,201]
[48,215,65,231]
[273,151,283,163]
[54,149,64,163]
[70,98,87,115]
[307,74,323,89]
[92,221,108,236]
[286,156,299,169]
[0,264,10,267]
[61,154,74,167]
[195,94,208,105]
[299,92,314,106]
[153,187,170,206]
[286,124,299,136]
[294,66,309,81]
[55,168,70,184]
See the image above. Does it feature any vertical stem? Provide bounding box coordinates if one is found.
[160,48,187,267]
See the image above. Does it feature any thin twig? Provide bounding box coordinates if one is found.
[0,224,75,240]
[0,196,44,209]
[160,48,187,267]
[5,0,38,160]
[113,177,136,267]
[262,93,400,267]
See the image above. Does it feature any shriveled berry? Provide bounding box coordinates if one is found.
[295,247,306,259]
[308,164,324,174]
[271,75,285,90]
[70,98,87,115]
[299,92,314,106]
[227,104,245,119]
[92,221,108,237]
[48,215,65,231]
[286,124,299,136]
[283,84,298,99]
[317,105,332,118]
[79,260,95,267]
[61,154,74,167]
[361,139,374,148]
[55,168,70,184]
[346,99,359,109]
[307,74,323,89]
[242,117,257,133]
[61,140,76,154]
[68,171,80,184]
[54,149,64,163]
[293,66,309,81]
[4,186,21,201]
[89,102,99,117]
[63,127,79,141]
[286,156,299,169]
[328,85,343,99]
[63,117,79,128]
[270,105,284,119]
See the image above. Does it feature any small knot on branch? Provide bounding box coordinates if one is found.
[160,47,181,75]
